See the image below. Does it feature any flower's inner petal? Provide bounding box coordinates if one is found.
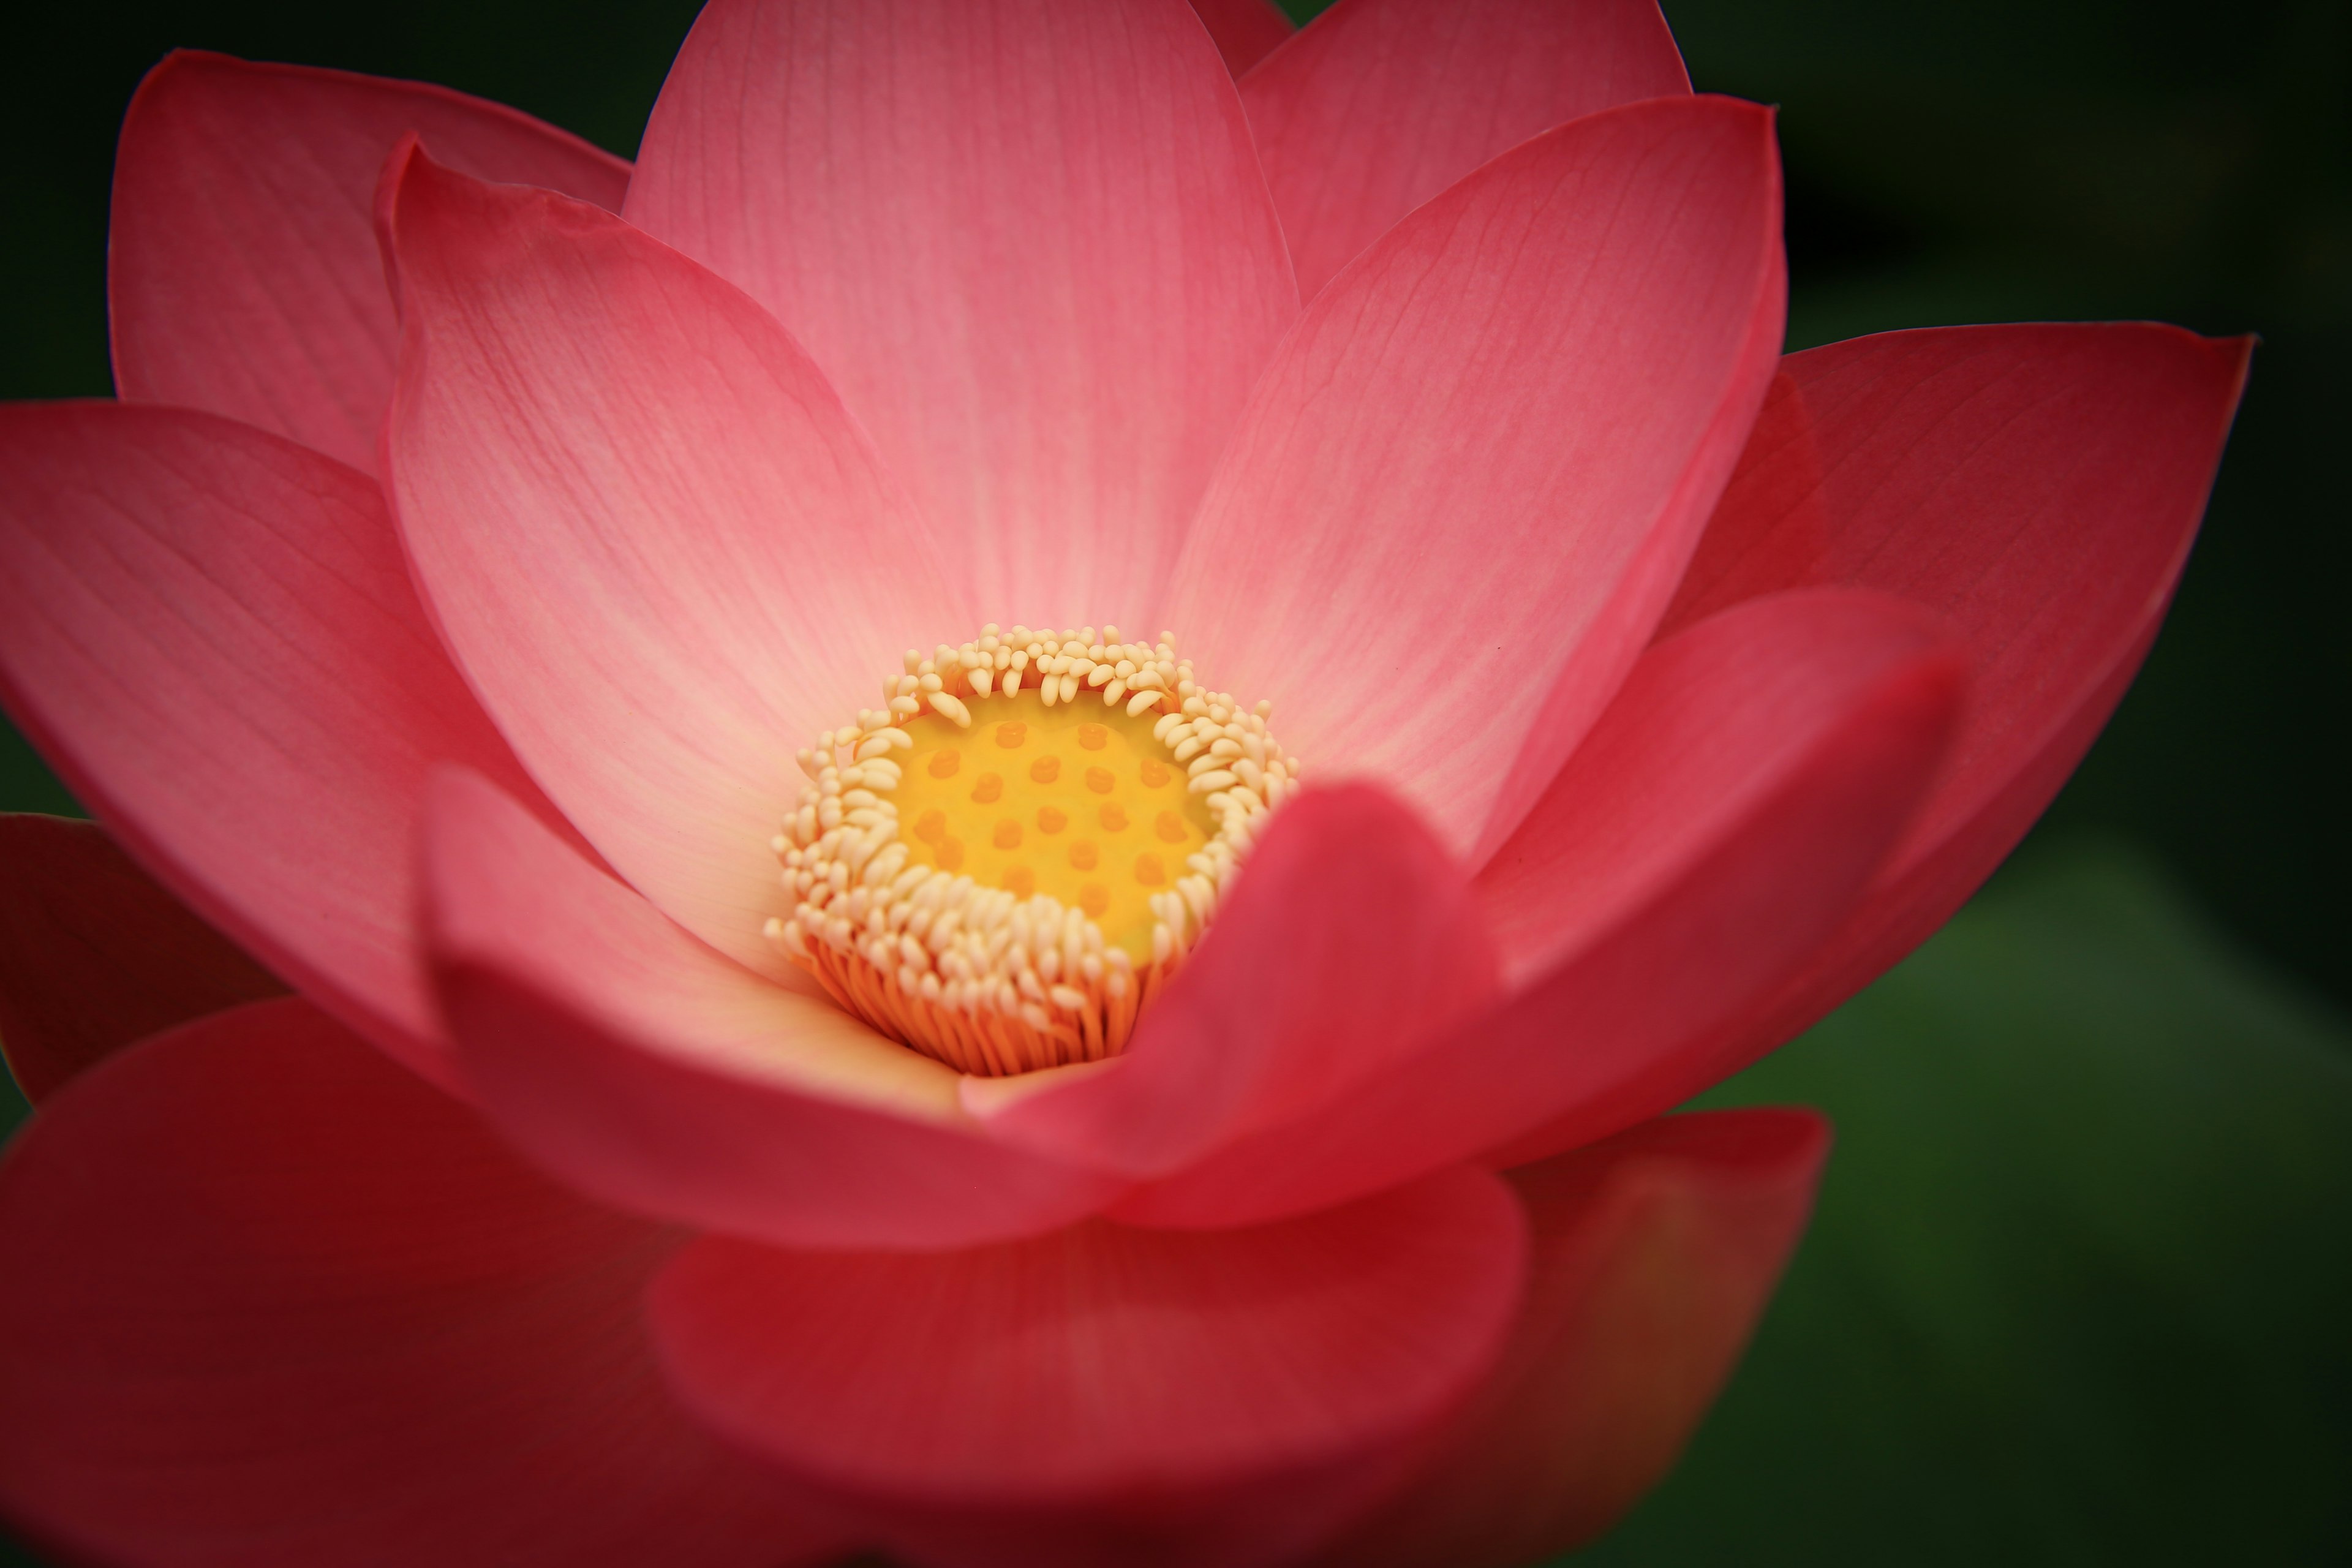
[625,0,1298,625]
[423,766,1124,1254]
[769,625,1297,1077]
[1240,0,1692,300]
[1164,96,1785,869]
[110,50,630,477]
[379,145,962,982]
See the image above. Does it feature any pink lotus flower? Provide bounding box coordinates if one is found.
[0,0,2248,1564]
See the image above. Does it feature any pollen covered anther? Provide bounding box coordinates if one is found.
[763,627,1300,1076]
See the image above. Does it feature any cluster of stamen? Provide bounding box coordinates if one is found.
[764,626,1298,1076]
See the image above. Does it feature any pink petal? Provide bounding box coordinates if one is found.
[423,766,1125,1251]
[1115,589,1960,1227]
[0,403,564,1087]
[380,145,962,979]
[648,1166,1527,1568]
[1653,323,2254,1073]
[624,0,1298,624]
[1306,1109,1829,1567]
[111,50,628,476]
[1189,0,1296,75]
[0,813,283,1104]
[0,998,843,1568]
[1242,0,1691,300]
[1164,95,1785,867]
[968,784,1501,1178]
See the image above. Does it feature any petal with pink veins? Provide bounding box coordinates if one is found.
[0,997,844,1568]
[1113,588,1959,1227]
[1164,95,1785,867]
[1242,0,1691,300]
[380,145,963,979]
[1645,323,2255,1082]
[625,0,1297,625]
[111,50,629,476]
[649,1165,1526,1568]
[967,783,1501,1178]
[1304,1109,1830,1568]
[423,766,1126,1251]
[0,813,284,1104]
[0,404,566,1088]
[1189,0,1295,75]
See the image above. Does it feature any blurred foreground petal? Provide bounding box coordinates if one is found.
[0,813,281,1104]
[0,998,842,1568]
[1311,1107,1828,1567]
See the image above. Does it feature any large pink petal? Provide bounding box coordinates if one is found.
[380,145,962,979]
[968,784,1500,1178]
[0,813,283,1104]
[1115,589,1960,1227]
[624,0,1298,624]
[1242,0,1691,300]
[0,998,842,1568]
[1164,95,1785,867]
[1306,1109,1829,1567]
[1189,0,1295,75]
[649,1166,1526,1568]
[423,766,1125,1251]
[0,403,564,1087]
[1650,323,2255,1074]
[111,50,629,476]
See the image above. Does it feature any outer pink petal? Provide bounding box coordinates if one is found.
[1306,1109,1829,1567]
[111,50,629,476]
[0,814,283,1104]
[1164,95,1785,867]
[423,766,1125,1251]
[380,145,962,980]
[1189,0,1295,75]
[1115,589,1960,1227]
[0,998,843,1568]
[0,403,564,1087]
[1242,0,1691,300]
[1646,323,2255,1079]
[624,0,1298,624]
[647,1166,1527,1568]
[968,784,1500,1178]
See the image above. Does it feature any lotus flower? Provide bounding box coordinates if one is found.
[0,0,2247,1564]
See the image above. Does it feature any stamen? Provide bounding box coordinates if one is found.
[764,626,1300,1075]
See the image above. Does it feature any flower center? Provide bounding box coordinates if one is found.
[766,626,1298,1076]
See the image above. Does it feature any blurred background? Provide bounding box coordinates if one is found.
[1,0,2346,1562]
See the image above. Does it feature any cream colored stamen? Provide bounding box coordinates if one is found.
[763,626,1299,1075]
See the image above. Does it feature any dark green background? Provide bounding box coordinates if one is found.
[2,1,2346,1562]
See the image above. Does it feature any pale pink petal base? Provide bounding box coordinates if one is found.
[1242,0,1691,298]
[1112,589,1959,1227]
[649,1166,1528,1568]
[0,998,843,1568]
[381,146,962,979]
[424,767,1126,1251]
[111,50,628,475]
[0,404,564,1086]
[0,814,284,1104]
[626,0,1298,624]
[1306,1109,1830,1568]
[1167,96,1785,867]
